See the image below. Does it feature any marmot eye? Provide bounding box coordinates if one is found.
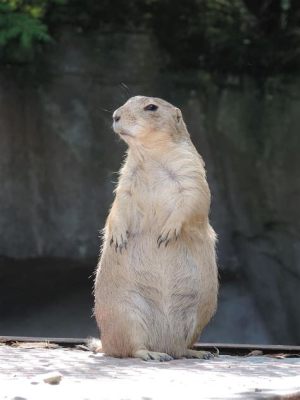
[144,104,158,111]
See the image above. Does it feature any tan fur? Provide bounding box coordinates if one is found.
[94,96,218,360]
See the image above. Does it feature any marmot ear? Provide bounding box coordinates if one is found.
[175,108,182,123]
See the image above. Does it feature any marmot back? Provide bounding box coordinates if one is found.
[94,96,218,361]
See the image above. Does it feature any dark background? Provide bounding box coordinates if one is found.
[0,0,299,344]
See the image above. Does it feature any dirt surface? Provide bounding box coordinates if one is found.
[0,343,300,399]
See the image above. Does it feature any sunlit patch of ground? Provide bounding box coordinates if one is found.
[0,344,299,399]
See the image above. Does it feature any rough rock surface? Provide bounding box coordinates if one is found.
[0,28,299,343]
[0,345,300,400]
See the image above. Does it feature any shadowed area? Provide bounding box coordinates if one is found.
[0,257,271,343]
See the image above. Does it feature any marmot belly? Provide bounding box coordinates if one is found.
[96,231,218,358]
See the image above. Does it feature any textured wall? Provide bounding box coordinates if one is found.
[0,28,299,343]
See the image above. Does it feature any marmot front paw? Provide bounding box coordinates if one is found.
[157,223,181,248]
[109,229,129,253]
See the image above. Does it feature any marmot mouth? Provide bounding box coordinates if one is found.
[119,131,134,138]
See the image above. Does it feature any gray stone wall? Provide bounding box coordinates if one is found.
[0,28,299,343]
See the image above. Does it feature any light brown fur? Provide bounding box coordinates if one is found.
[94,96,218,361]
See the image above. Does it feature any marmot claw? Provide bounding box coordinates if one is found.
[109,232,128,253]
[157,228,179,248]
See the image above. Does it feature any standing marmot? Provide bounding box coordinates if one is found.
[94,96,218,361]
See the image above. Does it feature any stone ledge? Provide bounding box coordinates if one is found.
[1,343,299,399]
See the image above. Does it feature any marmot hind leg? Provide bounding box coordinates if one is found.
[134,349,173,362]
[182,349,214,359]
[97,306,174,360]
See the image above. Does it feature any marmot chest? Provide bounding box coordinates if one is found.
[128,165,180,217]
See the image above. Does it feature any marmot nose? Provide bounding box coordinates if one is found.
[113,114,121,122]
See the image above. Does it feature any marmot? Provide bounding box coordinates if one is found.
[94,96,218,361]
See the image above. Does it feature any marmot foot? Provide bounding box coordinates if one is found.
[134,349,173,362]
[183,349,214,359]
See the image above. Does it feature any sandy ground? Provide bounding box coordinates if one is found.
[0,344,299,400]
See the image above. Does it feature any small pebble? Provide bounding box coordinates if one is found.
[32,371,63,385]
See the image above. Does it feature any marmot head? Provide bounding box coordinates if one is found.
[112,96,189,147]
